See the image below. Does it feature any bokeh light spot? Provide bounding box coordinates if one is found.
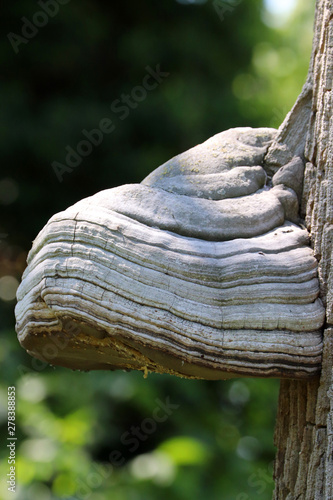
[0,178,19,205]
[130,451,175,485]
[0,275,19,301]
[228,381,250,406]
[20,438,58,462]
[18,375,47,403]
[263,0,298,28]
[236,436,262,461]
[264,0,297,16]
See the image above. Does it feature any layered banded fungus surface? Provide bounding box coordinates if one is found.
[15,128,325,379]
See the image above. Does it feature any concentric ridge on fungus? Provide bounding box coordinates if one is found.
[15,127,325,379]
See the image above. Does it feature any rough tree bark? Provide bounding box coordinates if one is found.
[267,0,333,497]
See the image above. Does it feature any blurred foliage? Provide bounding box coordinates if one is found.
[1,0,315,499]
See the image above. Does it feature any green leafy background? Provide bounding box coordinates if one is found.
[1,1,315,499]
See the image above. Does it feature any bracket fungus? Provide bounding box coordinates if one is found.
[15,127,325,379]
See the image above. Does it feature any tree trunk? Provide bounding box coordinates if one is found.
[268,0,333,497]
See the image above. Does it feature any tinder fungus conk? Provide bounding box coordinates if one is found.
[15,128,325,379]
